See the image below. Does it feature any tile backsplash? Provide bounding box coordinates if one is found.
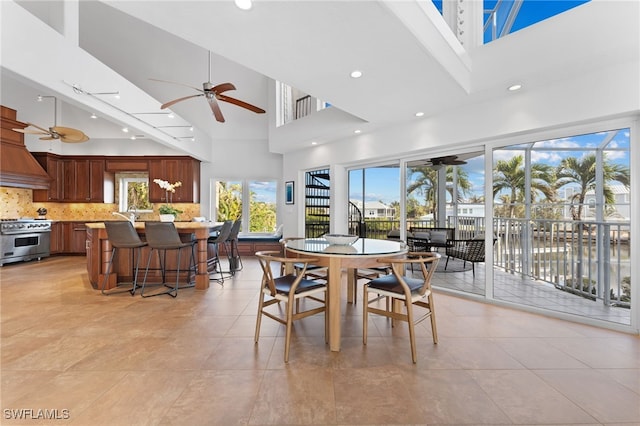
[0,187,200,221]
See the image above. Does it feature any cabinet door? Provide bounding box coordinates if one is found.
[62,160,77,201]
[49,222,63,254]
[71,222,88,254]
[60,222,87,254]
[149,158,182,203]
[148,159,166,203]
[148,158,199,203]
[88,159,105,202]
[74,160,91,201]
[33,155,64,202]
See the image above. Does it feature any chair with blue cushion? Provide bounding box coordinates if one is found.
[363,252,440,363]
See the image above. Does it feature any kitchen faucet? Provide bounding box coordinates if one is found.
[112,212,135,223]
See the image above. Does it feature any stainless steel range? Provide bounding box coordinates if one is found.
[0,219,52,266]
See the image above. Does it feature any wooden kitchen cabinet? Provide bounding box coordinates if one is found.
[32,153,64,202]
[49,222,63,254]
[33,154,105,202]
[59,222,89,255]
[73,159,105,202]
[148,157,200,203]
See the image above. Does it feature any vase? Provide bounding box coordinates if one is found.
[159,214,175,222]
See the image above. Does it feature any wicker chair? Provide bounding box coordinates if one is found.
[445,238,495,277]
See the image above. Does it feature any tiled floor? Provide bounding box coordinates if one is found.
[1,256,639,425]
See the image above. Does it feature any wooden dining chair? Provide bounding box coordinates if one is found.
[363,252,440,363]
[254,251,328,362]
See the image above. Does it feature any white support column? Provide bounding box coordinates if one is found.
[446,0,484,49]
[331,165,349,235]
[63,0,80,46]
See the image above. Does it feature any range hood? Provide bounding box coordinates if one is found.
[0,106,51,190]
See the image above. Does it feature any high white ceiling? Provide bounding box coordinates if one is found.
[2,0,634,157]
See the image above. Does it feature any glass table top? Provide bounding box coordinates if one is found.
[285,237,407,256]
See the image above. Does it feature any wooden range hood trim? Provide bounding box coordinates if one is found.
[0,106,52,190]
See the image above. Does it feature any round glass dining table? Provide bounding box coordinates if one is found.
[285,237,407,351]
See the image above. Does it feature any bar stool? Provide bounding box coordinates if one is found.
[207,220,233,285]
[101,221,148,296]
[140,222,197,298]
[225,218,243,275]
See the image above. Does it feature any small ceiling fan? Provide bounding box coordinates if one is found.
[151,51,265,123]
[12,96,89,143]
[430,155,467,167]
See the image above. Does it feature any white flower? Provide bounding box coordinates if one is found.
[154,179,182,193]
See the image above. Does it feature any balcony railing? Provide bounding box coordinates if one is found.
[326,215,631,308]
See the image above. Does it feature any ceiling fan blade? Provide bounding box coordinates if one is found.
[149,78,203,93]
[212,82,236,94]
[52,127,90,143]
[161,93,203,109]
[39,136,57,141]
[12,128,49,135]
[27,122,52,133]
[206,96,225,122]
[217,95,266,114]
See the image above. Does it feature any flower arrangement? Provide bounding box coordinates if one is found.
[154,179,183,217]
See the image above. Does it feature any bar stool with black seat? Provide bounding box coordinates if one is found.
[140,222,197,298]
[363,252,440,363]
[225,218,243,275]
[101,221,148,296]
[207,220,233,285]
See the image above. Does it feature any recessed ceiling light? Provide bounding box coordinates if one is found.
[350,70,363,79]
[90,113,97,119]
[235,0,252,10]
[508,84,522,91]
[37,95,43,102]
[189,126,194,132]
[114,94,121,99]
[122,127,129,133]
[354,129,362,134]
[415,112,424,117]
[130,135,136,140]
[167,113,175,119]
[311,141,318,145]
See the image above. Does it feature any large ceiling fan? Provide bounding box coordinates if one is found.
[151,52,265,123]
[12,96,89,143]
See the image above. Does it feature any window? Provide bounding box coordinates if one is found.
[116,173,152,213]
[215,179,278,234]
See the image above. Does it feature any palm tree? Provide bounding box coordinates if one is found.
[492,155,555,218]
[555,154,630,221]
[407,165,472,223]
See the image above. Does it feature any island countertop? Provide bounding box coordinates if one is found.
[85,221,223,229]
[85,221,223,291]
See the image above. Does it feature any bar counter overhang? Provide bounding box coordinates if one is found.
[86,222,221,291]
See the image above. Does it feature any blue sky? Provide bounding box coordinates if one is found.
[350,129,630,205]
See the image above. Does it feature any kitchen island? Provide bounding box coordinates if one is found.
[86,221,222,291]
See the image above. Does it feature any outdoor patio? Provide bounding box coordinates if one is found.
[430,258,631,326]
